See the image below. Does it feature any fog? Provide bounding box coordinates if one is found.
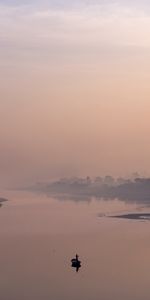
[1,0,150,188]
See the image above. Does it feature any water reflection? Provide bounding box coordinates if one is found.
[1,192,150,300]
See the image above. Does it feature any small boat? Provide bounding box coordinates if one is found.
[71,254,81,271]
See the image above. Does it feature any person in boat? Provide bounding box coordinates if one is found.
[71,254,80,263]
[75,254,79,261]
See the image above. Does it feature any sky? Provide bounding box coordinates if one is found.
[0,0,150,187]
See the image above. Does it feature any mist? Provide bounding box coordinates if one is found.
[1,0,150,188]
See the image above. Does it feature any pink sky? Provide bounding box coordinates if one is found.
[0,1,150,187]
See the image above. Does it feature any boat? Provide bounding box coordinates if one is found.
[71,254,81,271]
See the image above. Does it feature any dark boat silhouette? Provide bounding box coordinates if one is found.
[71,254,81,272]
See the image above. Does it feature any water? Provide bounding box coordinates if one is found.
[0,190,150,300]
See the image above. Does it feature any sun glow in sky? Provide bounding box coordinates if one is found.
[0,0,150,187]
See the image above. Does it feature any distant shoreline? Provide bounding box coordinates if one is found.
[110,213,150,220]
[0,198,8,203]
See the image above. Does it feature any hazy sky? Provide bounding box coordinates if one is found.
[0,0,150,187]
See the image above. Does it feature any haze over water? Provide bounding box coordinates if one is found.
[1,0,150,299]
[1,190,150,300]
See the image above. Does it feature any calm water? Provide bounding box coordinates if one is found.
[0,191,150,300]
